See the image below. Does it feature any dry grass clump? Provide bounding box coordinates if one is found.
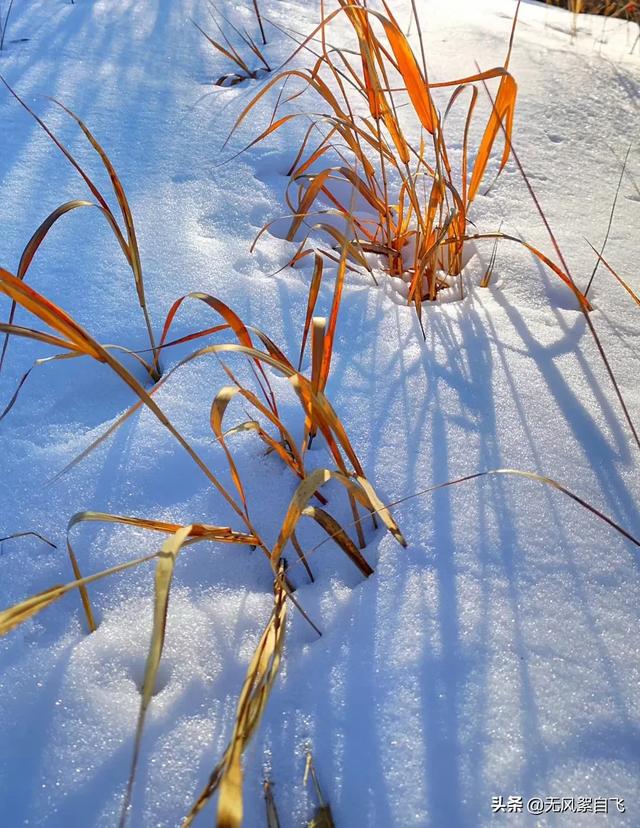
[1,3,639,824]
[547,0,640,22]
[231,0,591,326]
[194,2,270,87]
[0,78,162,380]
[0,256,407,822]
[0,86,405,820]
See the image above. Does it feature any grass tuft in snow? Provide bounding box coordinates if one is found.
[0,256,410,818]
[194,2,271,88]
[547,0,640,23]
[0,80,162,379]
[228,0,592,330]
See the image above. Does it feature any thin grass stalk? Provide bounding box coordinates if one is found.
[0,0,14,51]
[252,0,267,45]
[584,144,630,296]
[0,531,56,549]
[476,69,640,453]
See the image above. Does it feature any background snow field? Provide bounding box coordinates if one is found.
[1,0,640,825]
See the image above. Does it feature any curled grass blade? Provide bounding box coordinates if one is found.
[301,505,373,577]
[270,467,405,570]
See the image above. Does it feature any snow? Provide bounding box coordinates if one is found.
[1,0,639,825]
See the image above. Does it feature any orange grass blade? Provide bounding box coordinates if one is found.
[65,512,259,634]
[585,242,640,306]
[301,505,373,576]
[210,387,251,514]
[468,73,517,203]
[298,254,324,370]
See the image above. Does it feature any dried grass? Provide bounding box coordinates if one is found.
[194,2,270,87]
[230,0,591,327]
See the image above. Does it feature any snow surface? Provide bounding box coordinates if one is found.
[1,0,639,825]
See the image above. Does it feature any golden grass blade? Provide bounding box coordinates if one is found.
[227,70,366,160]
[302,222,370,270]
[477,69,640,453]
[53,325,291,487]
[0,588,64,636]
[291,529,315,582]
[218,365,306,475]
[289,166,387,221]
[309,804,335,827]
[119,526,193,828]
[584,144,630,297]
[0,267,103,357]
[0,550,158,638]
[247,325,294,370]
[0,269,255,536]
[301,505,373,576]
[354,475,406,547]
[270,468,405,569]
[18,200,95,277]
[289,129,336,180]
[465,232,591,311]
[0,323,80,352]
[147,339,364,479]
[50,99,152,324]
[66,511,259,546]
[0,344,81,423]
[318,240,347,394]
[225,114,300,166]
[366,10,437,135]
[290,374,363,475]
[0,78,123,237]
[160,292,277,414]
[310,316,326,397]
[0,80,159,374]
[183,564,287,828]
[0,328,155,424]
[287,169,335,241]
[291,467,640,582]
[193,19,252,74]
[242,29,270,72]
[252,0,267,45]
[211,387,250,514]
[0,80,159,372]
[468,73,517,203]
[429,65,515,90]
[224,418,302,475]
[304,751,335,828]
[0,200,94,372]
[65,511,259,633]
